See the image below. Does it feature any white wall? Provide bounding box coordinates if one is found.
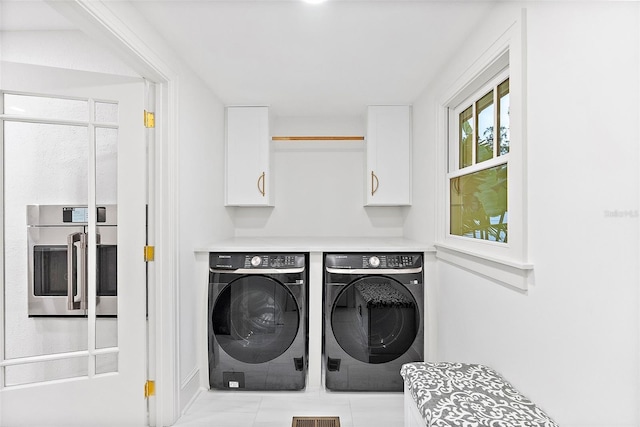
[1,30,139,78]
[177,73,229,399]
[406,2,639,426]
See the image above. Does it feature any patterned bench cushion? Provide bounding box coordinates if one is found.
[400,362,559,427]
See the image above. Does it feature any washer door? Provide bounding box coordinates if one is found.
[331,276,418,364]
[212,276,300,364]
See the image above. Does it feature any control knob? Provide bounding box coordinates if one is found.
[250,256,262,267]
[368,256,380,268]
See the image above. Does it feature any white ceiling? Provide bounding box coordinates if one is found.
[2,0,496,117]
[133,1,495,117]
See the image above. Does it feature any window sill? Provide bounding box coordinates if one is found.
[434,243,533,292]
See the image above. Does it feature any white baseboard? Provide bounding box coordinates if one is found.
[180,368,202,415]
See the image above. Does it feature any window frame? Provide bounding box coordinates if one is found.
[434,11,532,291]
[449,69,510,176]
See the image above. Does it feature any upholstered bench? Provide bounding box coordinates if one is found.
[400,362,559,427]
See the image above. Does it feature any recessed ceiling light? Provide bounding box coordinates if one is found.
[302,0,328,4]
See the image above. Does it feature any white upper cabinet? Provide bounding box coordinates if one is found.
[365,105,412,206]
[225,106,273,206]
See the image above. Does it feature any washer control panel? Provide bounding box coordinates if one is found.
[244,254,302,269]
[210,253,305,270]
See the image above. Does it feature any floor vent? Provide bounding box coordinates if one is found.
[291,416,341,427]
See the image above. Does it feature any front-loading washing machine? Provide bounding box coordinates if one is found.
[208,252,308,390]
[324,253,423,391]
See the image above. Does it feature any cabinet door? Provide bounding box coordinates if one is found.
[365,105,412,206]
[225,106,272,206]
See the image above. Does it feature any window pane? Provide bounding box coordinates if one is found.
[450,164,508,242]
[96,353,118,375]
[3,94,88,121]
[96,127,118,205]
[95,102,118,124]
[476,91,494,163]
[459,106,473,168]
[498,79,510,155]
[5,357,88,387]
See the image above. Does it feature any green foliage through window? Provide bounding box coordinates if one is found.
[450,164,508,242]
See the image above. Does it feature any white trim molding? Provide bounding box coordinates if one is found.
[435,243,533,292]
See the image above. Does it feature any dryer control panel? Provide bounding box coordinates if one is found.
[325,253,422,270]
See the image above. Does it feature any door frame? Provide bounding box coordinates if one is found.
[45,1,181,425]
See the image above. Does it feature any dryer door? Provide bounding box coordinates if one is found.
[331,276,419,364]
[212,276,300,363]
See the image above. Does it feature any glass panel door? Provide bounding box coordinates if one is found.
[1,91,120,384]
[0,61,147,427]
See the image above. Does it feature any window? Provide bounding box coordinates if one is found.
[435,11,531,291]
[449,73,509,243]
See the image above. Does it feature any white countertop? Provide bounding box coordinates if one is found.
[195,236,435,253]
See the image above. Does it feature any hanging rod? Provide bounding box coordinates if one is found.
[271,136,364,141]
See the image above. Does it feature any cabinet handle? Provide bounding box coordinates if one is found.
[257,172,266,197]
[371,171,379,196]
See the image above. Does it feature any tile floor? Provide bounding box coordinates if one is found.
[174,388,404,427]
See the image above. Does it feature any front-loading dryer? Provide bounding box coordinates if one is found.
[324,253,423,391]
[208,253,308,390]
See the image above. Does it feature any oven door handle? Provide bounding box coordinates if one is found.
[67,232,87,311]
[79,232,88,310]
[67,233,84,310]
